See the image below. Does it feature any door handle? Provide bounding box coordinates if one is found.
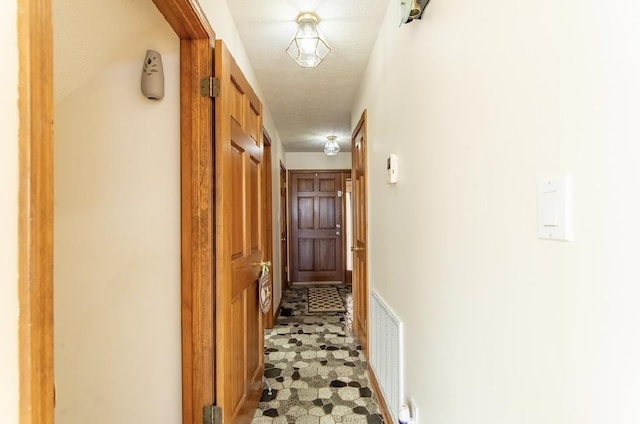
[350,246,364,252]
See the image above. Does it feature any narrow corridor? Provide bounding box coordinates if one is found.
[253,285,383,424]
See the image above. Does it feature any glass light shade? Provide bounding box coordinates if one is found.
[286,13,331,68]
[324,136,340,156]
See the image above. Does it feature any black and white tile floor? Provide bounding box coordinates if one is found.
[253,285,384,424]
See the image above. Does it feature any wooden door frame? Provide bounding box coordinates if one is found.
[263,130,275,329]
[17,1,216,424]
[18,1,54,422]
[280,162,289,291]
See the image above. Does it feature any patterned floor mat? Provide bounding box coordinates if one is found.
[308,287,347,313]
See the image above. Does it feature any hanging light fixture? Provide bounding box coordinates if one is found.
[324,136,340,156]
[286,13,331,68]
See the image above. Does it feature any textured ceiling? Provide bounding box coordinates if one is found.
[227,0,389,152]
[54,0,388,152]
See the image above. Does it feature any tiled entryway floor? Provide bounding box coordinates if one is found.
[252,284,384,424]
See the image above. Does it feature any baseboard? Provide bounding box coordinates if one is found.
[274,294,284,319]
[368,365,395,424]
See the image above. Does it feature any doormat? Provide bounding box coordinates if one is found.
[307,287,346,313]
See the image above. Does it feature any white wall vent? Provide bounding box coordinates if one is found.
[369,289,403,423]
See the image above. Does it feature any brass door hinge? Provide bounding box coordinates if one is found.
[203,404,222,424]
[200,76,220,98]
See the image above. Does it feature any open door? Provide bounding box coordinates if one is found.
[214,39,266,424]
[351,111,369,352]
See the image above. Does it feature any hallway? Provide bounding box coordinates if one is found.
[253,285,383,424]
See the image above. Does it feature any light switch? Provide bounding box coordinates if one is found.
[541,190,559,226]
[538,176,572,241]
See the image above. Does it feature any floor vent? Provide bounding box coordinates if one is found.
[370,289,403,423]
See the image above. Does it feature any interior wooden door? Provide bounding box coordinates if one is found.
[214,39,265,424]
[351,111,369,351]
[290,171,344,283]
[280,163,289,290]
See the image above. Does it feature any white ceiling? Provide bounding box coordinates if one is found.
[53,0,388,152]
[226,0,389,152]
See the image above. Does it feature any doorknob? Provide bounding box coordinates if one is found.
[350,246,364,252]
[336,231,341,236]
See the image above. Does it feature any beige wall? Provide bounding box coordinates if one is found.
[201,0,287,314]
[53,9,182,424]
[286,152,352,170]
[0,2,20,423]
[353,0,640,422]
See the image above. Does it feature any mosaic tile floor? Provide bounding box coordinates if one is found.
[253,284,384,424]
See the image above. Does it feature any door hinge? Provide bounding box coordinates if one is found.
[200,76,220,98]
[203,404,222,424]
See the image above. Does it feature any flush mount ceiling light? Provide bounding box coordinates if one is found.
[286,13,331,68]
[324,136,340,156]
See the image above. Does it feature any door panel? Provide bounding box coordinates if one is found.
[298,198,314,228]
[352,111,369,352]
[215,40,265,424]
[318,239,337,270]
[319,197,336,228]
[290,171,344,282]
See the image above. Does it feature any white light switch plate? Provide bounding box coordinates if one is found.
[538,176,573,241]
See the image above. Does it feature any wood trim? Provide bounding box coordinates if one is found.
[178,37,215,424]
[263,130,274,329]
[340,171,350,283]
[367,366,395,424]
[152,1,217,423]
[152,0,214,39]
[280,161,289,291]
[17,0,55,423]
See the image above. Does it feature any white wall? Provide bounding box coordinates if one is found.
[353,0,640,423]
[201,0,287,313]
[53,10,182,424]
[286,152,352,170]
[0,2,20,423]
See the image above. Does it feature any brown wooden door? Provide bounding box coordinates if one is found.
[352,112,369,351]
[214,40,265,424]
[290,171,344,282]
[280,163,289,290]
